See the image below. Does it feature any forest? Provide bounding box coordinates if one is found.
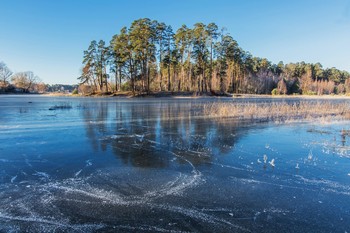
[78,18,350,96]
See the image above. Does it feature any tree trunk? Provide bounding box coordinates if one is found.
[173,67,177,92]
[118,66,122,92]
[167,65,171,91]
[100,74,104,92]
[202,64,206,93]
[147,64,150,93]
[181,60,184,91]
[159,70,163,91]
[167,37,171,91]
[105,67,108,93]
[159,39,163,91]
[187,48,192,91]
[115,69,118,92]
[210,39,213,91]
[198,75,201,92]
[130,60,135,95]
[142,61,146,92]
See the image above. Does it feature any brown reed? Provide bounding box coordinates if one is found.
[203,101,350,123]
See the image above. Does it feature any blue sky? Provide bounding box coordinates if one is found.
[1,0,349,84]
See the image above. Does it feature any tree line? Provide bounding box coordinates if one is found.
[0,62,47,93]
[0,62,82,94]
[79,18,350,96]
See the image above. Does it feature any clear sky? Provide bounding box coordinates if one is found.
[1,0,349,84]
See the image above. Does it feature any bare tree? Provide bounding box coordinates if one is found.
[11,71,39,92]
[0,62,13,89]
[33,82,47,93]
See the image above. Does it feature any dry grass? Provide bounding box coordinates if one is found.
[203,101,350,123]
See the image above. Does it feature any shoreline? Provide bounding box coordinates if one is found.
[3,91,350,99]
[43,92,350,100]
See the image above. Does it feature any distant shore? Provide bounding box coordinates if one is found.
[4,91,350,99]
[42,91,231,98]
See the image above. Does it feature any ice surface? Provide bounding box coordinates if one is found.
[1,96,350,232]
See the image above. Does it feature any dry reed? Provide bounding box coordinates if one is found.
[203,101,350,123]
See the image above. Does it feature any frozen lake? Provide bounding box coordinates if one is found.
[1,95,350,232]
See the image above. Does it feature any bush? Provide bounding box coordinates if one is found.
[271,88,278,95]
[72,89,78,95]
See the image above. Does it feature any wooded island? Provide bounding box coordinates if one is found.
[78,18,350,96]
